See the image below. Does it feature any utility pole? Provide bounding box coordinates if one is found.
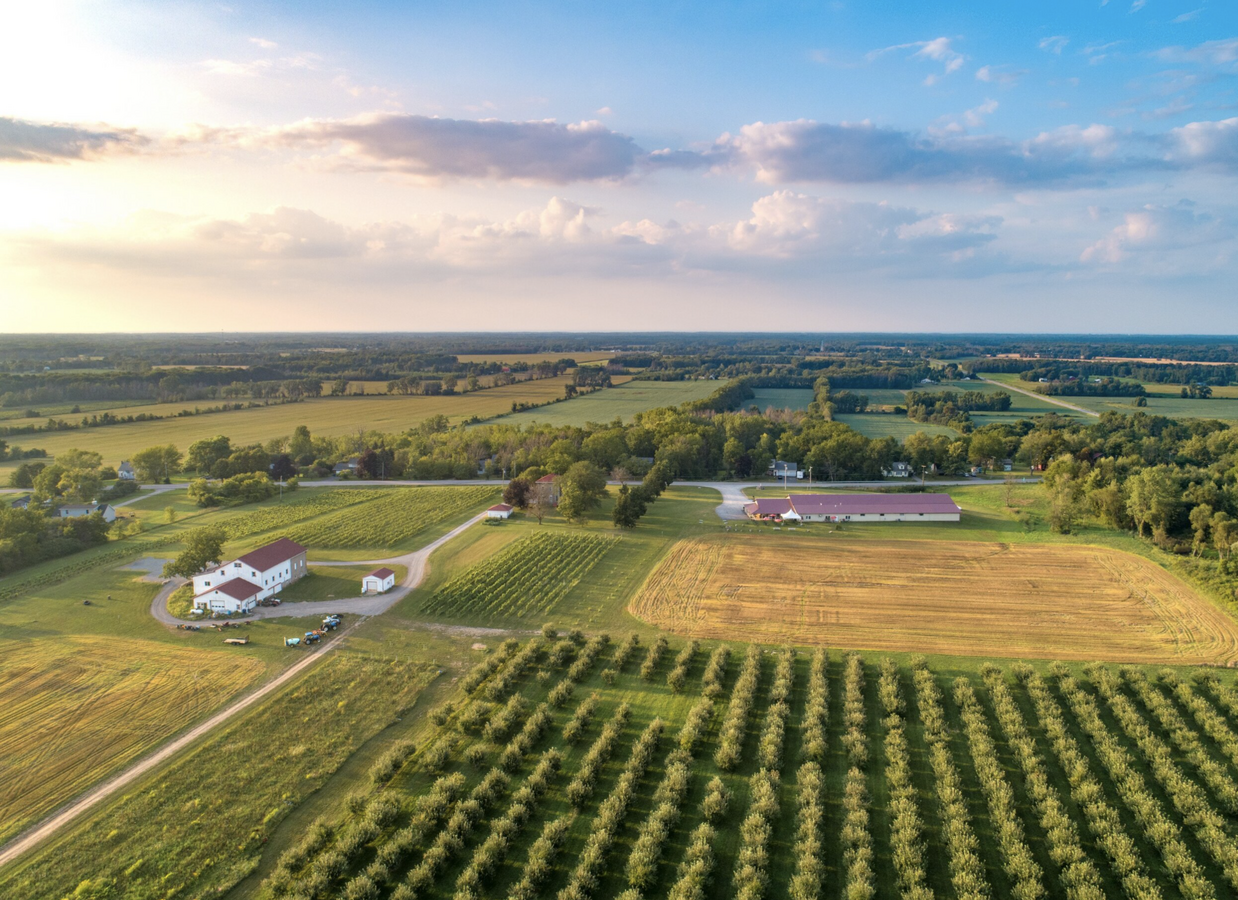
[920,466,926,487]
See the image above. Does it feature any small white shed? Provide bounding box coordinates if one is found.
[362,567,396,594]
[486,503,514,519]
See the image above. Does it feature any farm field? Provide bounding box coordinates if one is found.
[0,649,440,900]
[1145,382,1238,398]
[455,351,616,365]
[151,632,1238,900]
[942,378,1091,424]
[630,534,1238,664]
[0,635,265,845]
[0,377,574,476]
[422,531,617,622]
[975,373,1238,421]
[282,486,498,554]
[489,380,726,426]
[749,388,814,410]
[834,414,957,440]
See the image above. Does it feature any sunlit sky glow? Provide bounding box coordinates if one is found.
[3,0,1237,332]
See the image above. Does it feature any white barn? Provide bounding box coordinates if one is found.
[362,567,396,594]
[192,537,308,613]
[745,493,961,523]
[486,503,514,519]
[56,502,117,524]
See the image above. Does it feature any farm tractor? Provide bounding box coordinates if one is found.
[321,615,341,631]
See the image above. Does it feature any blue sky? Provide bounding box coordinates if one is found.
[1,0,1236,331]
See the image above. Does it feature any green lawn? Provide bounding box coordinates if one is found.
[834,414,957,440]
[278,564,409,601]
[486,380,726,427]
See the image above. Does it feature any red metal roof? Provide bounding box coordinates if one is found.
[488,503,513,511]
[199,578,263,601]
[788,493,961,516]
[236,538,306,572]
[536,474,558,483]
[745,498,794,517]
[367,567,396,579]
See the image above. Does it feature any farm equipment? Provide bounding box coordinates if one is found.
[284,637,301,647]
[177,623,201,631]
[303,630,323,644]
[321,615,341,631]
[223,636,250,645]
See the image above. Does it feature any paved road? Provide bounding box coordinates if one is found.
[150,511,486,626]
[980,377,1099,418]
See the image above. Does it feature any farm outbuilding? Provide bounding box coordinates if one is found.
[362,567,396,594]
[486,503,514,519]
[744,493,961,523]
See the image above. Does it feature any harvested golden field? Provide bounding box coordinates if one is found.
[0,636,264,843]
[630,535,1238,664]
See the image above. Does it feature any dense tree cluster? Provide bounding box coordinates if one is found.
[566,703,632,808]
[756,647,794,771]
[639,636,669,681]
[730,769,780,900]
[666,640,699,693]
[799,649,829,763]
[878,659,933,900]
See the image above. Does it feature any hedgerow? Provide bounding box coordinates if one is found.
[700,645,730,699]
[566,702,632,808]
[667,640,699,693]
[800,648,828,763]
[879,659,932,900]
[756,647,794,771]
[639,636,669,681]
[731,768,780,900]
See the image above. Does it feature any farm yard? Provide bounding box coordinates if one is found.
[34,630,1237,900]
[630,535,1238,664]
[0,635,264,845]
[490,380,726,426]
[421,531,617,622]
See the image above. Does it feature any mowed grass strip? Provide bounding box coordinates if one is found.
[0,635,265,844]
[420,531,616,621]
[282,486,497,550]
[629,534,1238,664]
[0,652,436,900]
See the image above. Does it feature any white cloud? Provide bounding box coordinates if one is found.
[249,37,278,49]
[1038,36,1069,54]
[975,65,1026,86]
[1081,201,1231,264]
[869,36,966,83]
[0,116,146,162]
[1156,38,1238,67]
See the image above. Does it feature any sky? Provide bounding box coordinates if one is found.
[2,1,1237,333]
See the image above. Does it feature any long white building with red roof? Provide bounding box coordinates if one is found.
[744,493,961,523]
[191,537,309,614]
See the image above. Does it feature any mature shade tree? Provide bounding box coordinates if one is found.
[163,525,226,578]
[1190,504,1214,556]
[7,461,46,488]
[1126,465,1179,539]
[131,444,182,483]
[32,464,67,502]
[289,425,314,462]
[558,461,608,522]
[357,448,382,479]
[269,453,298,481]
[503,477,533,509]
[186,435,233,474]
[55,448,104,471]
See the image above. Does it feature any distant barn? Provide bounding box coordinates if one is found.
[744,493,961,523]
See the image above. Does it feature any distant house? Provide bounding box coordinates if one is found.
[533,474,561,506]
[362,567,396,594]
[332,457,360,476]
[56,502,116,524]
[486,503,514,519]
[191,537,308,614]
[883,461,914,479]
[744,493,961,523]
[1001,458,1014,472]
[10,496,30,510]
[769,460,803,480]
[117,461,136,481]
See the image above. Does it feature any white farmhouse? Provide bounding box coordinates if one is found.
[56,502,117,523]
[883,461,914,478]
[192,537,308,614]
[362,567,396,594]
[117,461,136,481]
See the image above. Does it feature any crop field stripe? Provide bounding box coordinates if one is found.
[283,486,498,549]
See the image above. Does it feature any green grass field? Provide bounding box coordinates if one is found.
[975,373,1238,421]
[488,380,725,427]
[279,564,410,601]
[833,414,957,440]
[0,377,574,476]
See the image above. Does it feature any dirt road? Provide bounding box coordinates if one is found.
[979,377,1099,417]
[0,512,486,871]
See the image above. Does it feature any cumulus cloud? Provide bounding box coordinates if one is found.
[265,114,648,183]
[1156,38,1238,67]
[1081,201,1231,263]
[1168,117,1238,167]
[0,116,147,163]
[716,118,1156,186]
